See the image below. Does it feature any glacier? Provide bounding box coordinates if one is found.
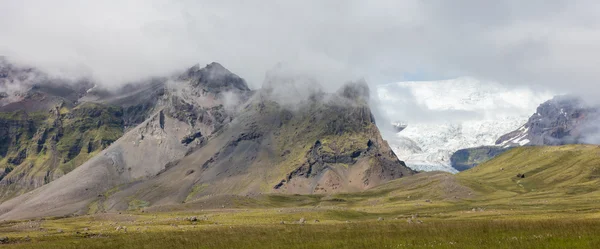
[376,77,552,173]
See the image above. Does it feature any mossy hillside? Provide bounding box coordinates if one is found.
[257,98,378,191]
[451,145,600,213]
[457,145,600,194]
[55,103,124,173]
[0,111,47,161]
[0,103,125,199]
[0,110,53,185]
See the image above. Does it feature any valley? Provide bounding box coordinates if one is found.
[1,145,600,248]
[1,60,599,248]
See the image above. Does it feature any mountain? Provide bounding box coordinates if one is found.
[0,60,123,199]
[0,61,412,220]
[377,77,551,173]
[0,60,251,201]
[496,95,600,147]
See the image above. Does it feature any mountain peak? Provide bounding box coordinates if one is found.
[180,62,250,92]
[205,61,227,71]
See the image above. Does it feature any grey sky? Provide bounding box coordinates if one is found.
[0,0,598,97]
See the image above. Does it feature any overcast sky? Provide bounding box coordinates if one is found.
[1,0,599,97]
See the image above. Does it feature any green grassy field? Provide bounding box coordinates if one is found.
[2,219,599,249]
[1,211,598,249]
[1,145,600,248]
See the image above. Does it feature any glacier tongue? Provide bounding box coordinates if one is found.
[377,77,552,173]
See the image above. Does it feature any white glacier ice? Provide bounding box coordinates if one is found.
[376,77,552,173]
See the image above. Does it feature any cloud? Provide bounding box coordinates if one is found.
[0,0,599,99]
[375,77,554,129]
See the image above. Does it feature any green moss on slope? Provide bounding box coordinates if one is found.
[0,102,125,200]
[457,145,600,197]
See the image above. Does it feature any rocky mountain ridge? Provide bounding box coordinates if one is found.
[0,60,250,201]
[0,59,412,220]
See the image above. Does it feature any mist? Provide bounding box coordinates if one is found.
[1,0,599,100]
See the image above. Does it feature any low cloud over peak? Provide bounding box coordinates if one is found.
[0,0,598,98]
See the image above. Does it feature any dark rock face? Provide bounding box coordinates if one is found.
[7,150,27,166]
[450,146,510,171]
[275,138,373,188]
[496,95,600,146]
[181,131,203,145]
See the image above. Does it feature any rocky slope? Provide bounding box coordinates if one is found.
[496,95,600,147]
[377,77,551,173]
[0,63,412,220]
[0,60,250,202]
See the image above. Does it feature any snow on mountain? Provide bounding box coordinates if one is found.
[496,95,600,147]
[376,77,552,173]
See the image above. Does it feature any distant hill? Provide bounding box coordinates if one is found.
[358,144,600,214]
[457,145,600,198]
